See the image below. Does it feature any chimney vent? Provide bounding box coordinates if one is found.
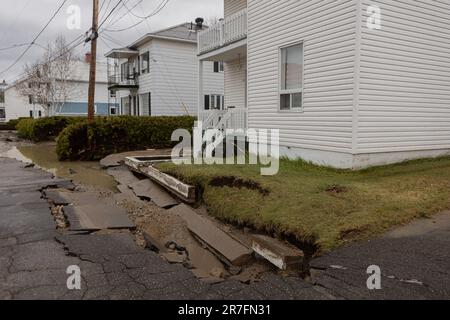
[195,17,204,30]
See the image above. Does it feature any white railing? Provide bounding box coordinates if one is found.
[198,108,247,132]
[198,8,247,55]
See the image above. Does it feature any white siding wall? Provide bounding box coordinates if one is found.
[224,0,247,17]
[4,86,45,121]
[224,58,246,109]
[65,81,109,104]
[247,0,357,153]
[140,38,223,116]
[357,0,450,154]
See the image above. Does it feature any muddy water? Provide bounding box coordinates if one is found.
[5,143,117,191]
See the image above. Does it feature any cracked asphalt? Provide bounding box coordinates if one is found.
[0,157,329,300]
[1,153,449,300]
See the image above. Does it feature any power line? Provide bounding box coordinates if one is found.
[0,43,30,51]
[98,0,125,29]
[0,0,70,77]
[102,0,169,32]
[105,0,143,28]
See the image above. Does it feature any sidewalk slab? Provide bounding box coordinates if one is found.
[129,179,178,208]
[168,204,253,267]
[65,203,135,231]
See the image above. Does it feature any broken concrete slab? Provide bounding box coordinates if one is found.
[251,235,303,270]
[107,166,141,186]
[129,179,178,209]
[168,204,253,267]
[64,203,135,232]
[43,190,71,206]
[125,158,196,203]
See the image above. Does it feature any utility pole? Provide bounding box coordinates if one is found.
[87,0,99,122]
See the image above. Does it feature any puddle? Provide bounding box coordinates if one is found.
[4,143,117,191]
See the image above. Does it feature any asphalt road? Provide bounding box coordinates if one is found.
[311,212,450,299]
[0,157,327,300]
[1,152,449,300]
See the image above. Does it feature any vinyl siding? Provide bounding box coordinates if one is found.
[225,0,247,17]
[224,58,246,109]
[357,0,450,153]
[247,0,357,153]
[141,39,223,116]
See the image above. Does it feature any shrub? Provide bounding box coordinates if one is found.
[16,116,86,141]
[57,116,196,161]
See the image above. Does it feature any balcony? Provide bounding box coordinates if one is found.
[198,8,247,55]
[108,74,139,91]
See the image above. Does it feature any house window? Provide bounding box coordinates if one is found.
[38,110,42,118]
[0,107,5,119]
[29,110,33,118]
[280,43,303,110]
[140,52,150,74]
[121,62,130,81]
[28,95,33,104]
[204,94,224,110]
[110,105,117,115]
[0,91,4,103]
[213,61,224,73]
[139,92,151,116]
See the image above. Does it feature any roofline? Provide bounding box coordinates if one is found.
[129,34,197,49]
[104,48,139,58]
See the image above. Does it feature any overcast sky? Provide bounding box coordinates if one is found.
[0,0,223,83]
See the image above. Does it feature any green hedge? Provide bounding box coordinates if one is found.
[0,118,28,131]
[16,116,86,141]
[56,116,195,161]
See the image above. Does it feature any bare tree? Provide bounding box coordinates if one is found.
[17,36,76,116]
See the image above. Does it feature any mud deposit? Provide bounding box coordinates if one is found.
[3,143,117,191]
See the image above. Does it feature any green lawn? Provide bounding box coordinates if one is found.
[157,157,450,253]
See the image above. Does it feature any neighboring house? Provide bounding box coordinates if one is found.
[198,0,450,169]
[105,21,224,117]
[0,80,6,122]
[3,57,111,121]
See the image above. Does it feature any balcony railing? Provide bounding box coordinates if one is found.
[108,74,139,88]
[198,8,247,55]
[199,108,247,132]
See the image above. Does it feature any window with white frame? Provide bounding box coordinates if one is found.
[0,107,5,119]
[141,52,150,74]
[204,94,224,110]
[280,43,303,111]
[213,61,224,73]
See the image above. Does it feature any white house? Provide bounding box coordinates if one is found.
[198,0,450,169]
[105,21,224,117]
[2,58,111,121]
[0,80,7,122]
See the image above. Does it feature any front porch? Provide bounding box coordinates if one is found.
[197,8,248,133]
[198,108,247,132]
